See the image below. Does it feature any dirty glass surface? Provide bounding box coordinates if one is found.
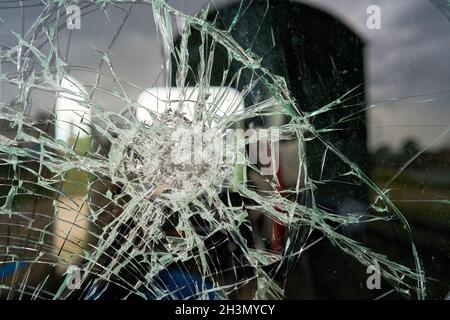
[0,0,448,300]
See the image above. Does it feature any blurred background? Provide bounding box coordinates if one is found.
[0,0,449,299]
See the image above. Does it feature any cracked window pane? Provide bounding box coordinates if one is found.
[0,0,448,300]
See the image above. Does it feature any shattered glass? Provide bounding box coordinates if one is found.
[0,0,448,300]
